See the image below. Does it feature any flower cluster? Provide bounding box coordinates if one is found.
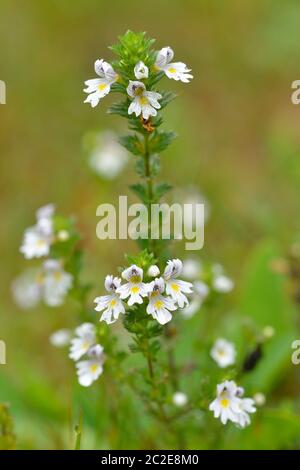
[209,380,256,428]
[13,260,72,309]
[20,204,55,259]
[69,323,105,387]
[84,45,193,116]
[13,204,73,309]
[94,259,193,326]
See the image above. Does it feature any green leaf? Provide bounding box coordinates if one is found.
[0,404,16,450]
[153,182,172,202]
[243,331,296,394]
[125,249,156,271]
[240,241,295,330]
[119,134,144,156]
[65,249,83,278]
[107,100,129,117]
[149,130,176,154]
[129,342,142,354]
[160,91,177,109]
[74,411,83,450]
[149,154,160,176]
[147,322,163,338]
[110,30,156,81]
[239,241,297,393]
[110,82,127,94]
[130,183,148,203]
[147,71,165,88]
[135,156,146,177]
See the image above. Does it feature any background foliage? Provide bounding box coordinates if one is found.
[0,0,300,449]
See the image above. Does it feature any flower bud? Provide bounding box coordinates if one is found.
[147,265,160,277]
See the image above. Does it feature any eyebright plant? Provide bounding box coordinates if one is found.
[14,31,266,449]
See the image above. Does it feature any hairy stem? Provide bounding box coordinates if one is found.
[74,410,83,450]
[146,350,154,380]
[143,133,155,256]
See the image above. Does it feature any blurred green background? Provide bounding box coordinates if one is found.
[1,0,300,449]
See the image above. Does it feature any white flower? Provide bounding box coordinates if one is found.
[11,269,42,310]
[163,259,193,308]
[235,398,256,428]
[180,280,209,319]
[76,344,104,387]
[94,275,125,324]
[146,277,176,325]
[36,203,55,235]
[76,358,103,387]
[89,131,128,180]
[213,275,234,293]
[36,203,55,220]
[180,297,202,319]
[209,380,241,425]
[253,392,266,407]
[49,329,72,347]
[155,47,193,83]
[20,204,55,259]
[42,259,73,307]
[134,61,149,79]
[212,264,234,293]
[69,323,96,361]
[173,392,188,407]
[210,338,236,368]
[13,260,72,309]
[84,59,118,108]
[20,228,51,259]
[116,265,149,306]
[194,280,209,299]
[147,265,160,277]
[127,81,162,120]
[181,259,202,280]
[209,380,256,427]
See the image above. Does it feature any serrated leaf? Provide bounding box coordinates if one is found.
[125,249,156,271]
[129,342,141,353]
[135,156,146,177]
[160,91,177,109]
[110,82,127,94]
[107,100,129,117]
[153,182,172,202]
[119,134,144,156]
[147,71,165,88]
[110,30,156,80]
[149,154,160,176]
[149,130,176,154]
[130,183,148,203]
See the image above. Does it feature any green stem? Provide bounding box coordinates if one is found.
[146,349,154,380]
[143,133,155,256]
[164,325,178,390]
[74,410,83,450]
[144,133,153,203]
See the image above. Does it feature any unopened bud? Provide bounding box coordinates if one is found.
[57,230,70,242]
[253,392,266,406]
[147,265,160,277]
[172,392,188,407]
[263,325,275,339]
